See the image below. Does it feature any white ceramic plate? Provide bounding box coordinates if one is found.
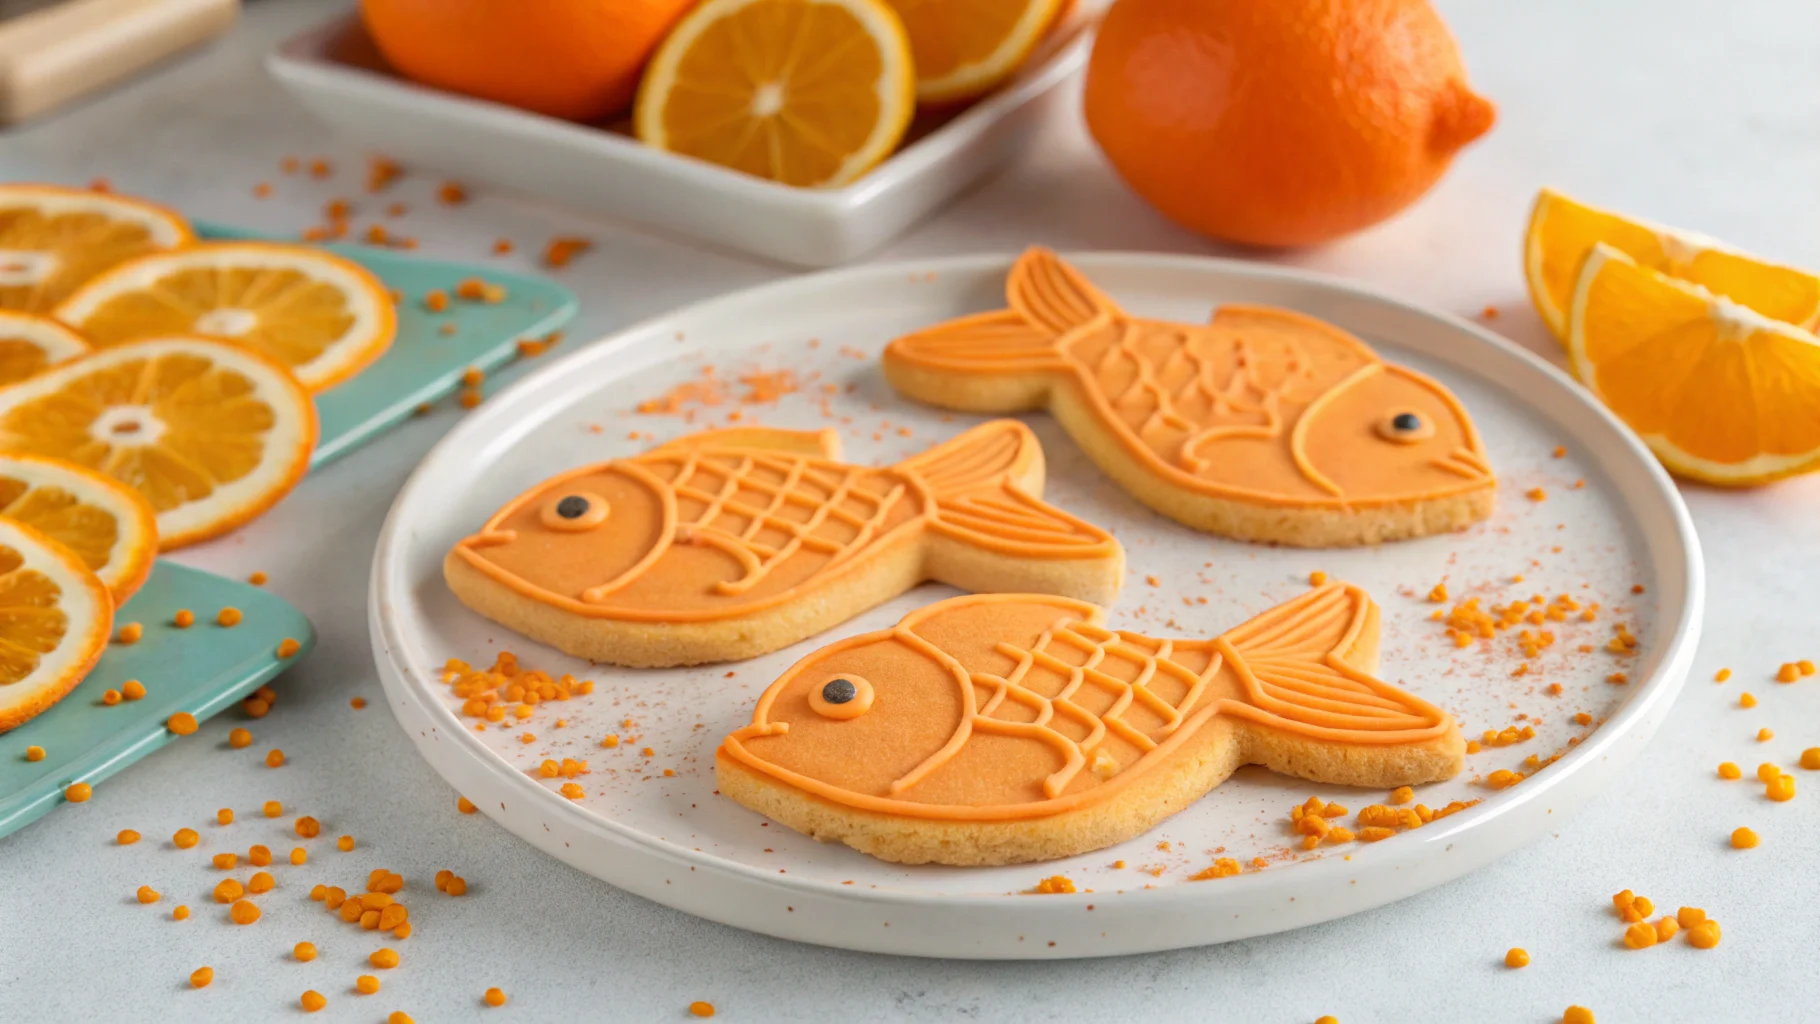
[370,253,1703,958]
[267,13,1092,268]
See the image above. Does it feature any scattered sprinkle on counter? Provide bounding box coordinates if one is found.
[485,988,507,1007]
[1758,728,1775,742]
[357,975,381,995]
[1741,692,1757,708]
[689,1002,716,1018]
[136,885,160,904]
[457,796,477,814]
[64,782,91,802]
[296,816,321,838]
[250,845,272,866]
[174,828,199,849]
[211,852,237,870]
[173,905,189,921]
[263,801,282,817]
[117,829,140,844]
[249,871,275,893]
[166,712,198,735]
[1025,875,1077,894]
[1504,947,1529,968]
[370,948,400,969]
[338,835,355,852]
[1563,1008,1594,1024]
[351,697,368,709]
[101,688,121,705]
[213,879,244,903]
[1715,667,1731,682]
[1687,919,1722,949]
[267,749,286,768]
[544,235,592,268]
[1718,762,1742,780]
[291,847,309,865]
[302,989,327,1012]
[189,967,212,989]
[389,1013,414,1024]
[248,571,267,585]
[294,942,317,962]
[1767,774,1796,801]
[1732,827,1759,849]
[230,899,261,925]
[1801,748,1820,770]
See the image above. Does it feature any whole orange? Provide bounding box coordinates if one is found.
[359,0,697,122]
[1083,0,1496,247]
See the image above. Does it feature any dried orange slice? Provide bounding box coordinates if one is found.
[1568,244,1820,486]
[53,242,396,393]
[1526,189,1820,343]
[0,184,192,315]
[0,453,158,604]
[0,516,112,732]
[0,309,88,386]
[0,337,318,548]
[883,0,1063,104]
[634,0,916,188]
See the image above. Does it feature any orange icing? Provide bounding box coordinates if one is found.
[884,248,1495,508]
[720,581,1459,821]
[452,420,1120,623]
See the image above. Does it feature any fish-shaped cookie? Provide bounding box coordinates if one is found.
[717,581,1464,865]
[883,248,1496,547]
[445,420,1125,668]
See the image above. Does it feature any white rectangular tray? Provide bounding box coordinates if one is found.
[265,12,1091,267]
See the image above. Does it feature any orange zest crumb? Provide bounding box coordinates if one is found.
[438,181,467,204]
[249,871,275,894]
[1526,487,1546,502]
[1024,875,1077,894]
[357,975,381,995]
[212,852,238,870]
[296,816,321,838]
[543,235,592,268]
[338,835,355,852]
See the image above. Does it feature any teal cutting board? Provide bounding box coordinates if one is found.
[197,221,580,467]
[0,562,316,838]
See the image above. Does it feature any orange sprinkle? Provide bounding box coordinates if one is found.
[24,745,44,761]
[459,387,483,409]
[1526,487,1546,502]
[1741,692,1758,708]
[1718,762,1742,780]
[117,829,140,844]
[1623,921,1657,949]
[485,988,507,1007]
[438,181,468,204]
[230,899,261,925]
[137,885,159,904]
[1777,663,1800,683]
[1715,668,1732,682]
[174,827,200,849]
[357,975,381,995]
[173,905,189,921]
[249,871,275,894]
[367,155,402,191]
[249,844,272,866]
[122,679,146,700]
[1732,826,1760,849]
[64,782,91,802]
[244,697,270,718]
[167,712,198,735]
[263,800,282,817]
[1767,774,1796,801]
[601,734,620,748]
[560,782,584,800]
[276,638,302,659]
[1504,947,1529,968]
[301,989,327,1012]
[190,967,212,989]
[1676,906,1706,929]
[295,816,321,838]
[217,607,242,627]
[1686,920,1722,949]
[543,235,592,268]
[213,879,243,903]
[689,1001,716,1018]
[1758,762,1781,782]
[445,876,468,896]
[337,835,355,852]
[267,749,286,768]
[389,1015,415,1024]
[492,238,514,255]
[1485,770,1523,790]
[457,796,477,814]
[116,622,142,644]
[424,289,449,312]
[101,689,121,705]
[253,183,273,198]
[351,697,367,709]
[1759,728,1775,742]
[370,948,400,969]
[212,852,237,870]
[249,571,268,585]
[1427,583,1448,603]
[1800,748,1820,770]
[1309,571,1327,586]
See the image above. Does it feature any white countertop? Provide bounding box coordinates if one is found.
[3,1,1818,1020]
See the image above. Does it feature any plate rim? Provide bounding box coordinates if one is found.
[369,251,1705,956]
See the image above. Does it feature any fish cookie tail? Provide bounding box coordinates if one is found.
[1215,583,1463,768]
[883,248,1113,412]
[905,420,1125,605]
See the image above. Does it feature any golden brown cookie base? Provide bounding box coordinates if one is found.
[716,719,1464,866]
[882,360,1497,548]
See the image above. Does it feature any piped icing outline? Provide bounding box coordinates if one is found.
[883,247,1497,510]
[451,420,1122,623]
[719,581,1457,822]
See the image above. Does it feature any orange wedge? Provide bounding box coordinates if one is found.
[0,516,113,732]
[634,0,916,188]
[0,310,88,386]
[1526,189,1820,343]
[0,453,158,605]
[0,184,192,315]
[883,0,1063,104]
[1568,244,1820,486]
[53,242,396,393]
[0,337,318,548]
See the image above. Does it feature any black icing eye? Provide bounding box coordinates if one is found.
[809,673,874,719]
[1376,409,1435,444]
[540,490,609,531]
[821,679,857,705]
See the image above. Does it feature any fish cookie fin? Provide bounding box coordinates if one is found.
[884,309,1068,381]
[1007,247,1122,335]
[646,426,841,459]
[1218,582,1453,740]
[905,422,1125,601]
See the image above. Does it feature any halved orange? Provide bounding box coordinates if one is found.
[883,0,1063,104]
[0,184,193,314]
[0,516,113,732]
[0,337,318,548]
[1568,243,1820,486]
[53,242,397,393]
[0,453,158,604]
[0,310,89,386]
[1526,189,1820,343]
[634,0,916,188]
